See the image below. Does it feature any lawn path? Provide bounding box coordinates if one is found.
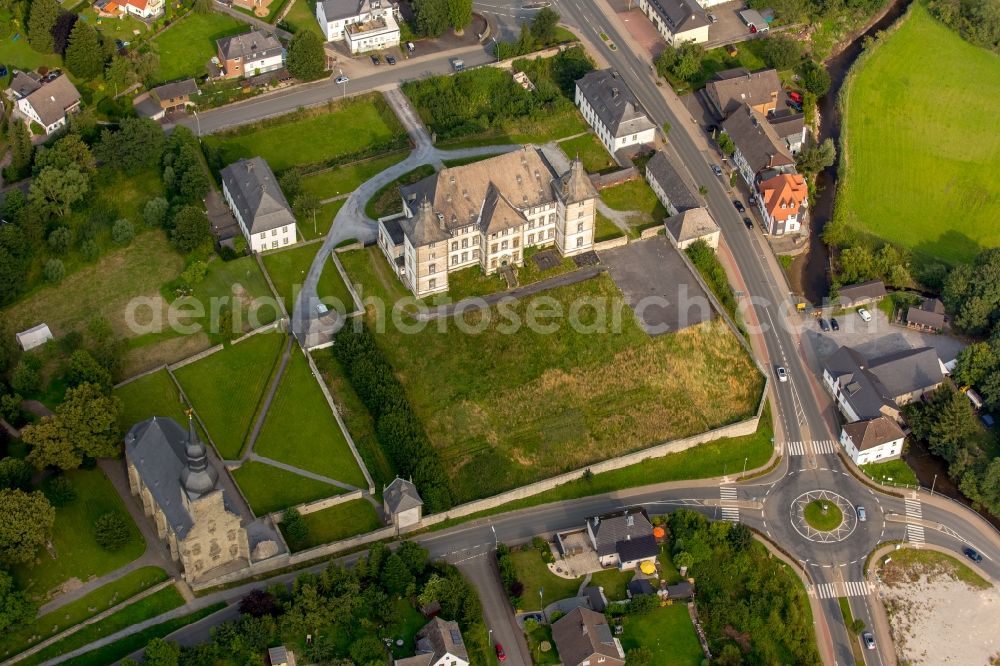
[247,454,362,492]
[239,337,294,462]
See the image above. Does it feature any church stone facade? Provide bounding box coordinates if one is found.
[125,416,250,581]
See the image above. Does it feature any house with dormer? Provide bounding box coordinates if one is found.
[394,618,469,666]
[220,157,297,253]
[317,0,400,53]
[377,147,598,297]
[757,172,807,235]
[575,69,657,155]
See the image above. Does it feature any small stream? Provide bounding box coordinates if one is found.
[797,0,914,303]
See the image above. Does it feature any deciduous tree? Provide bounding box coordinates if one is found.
[287,30,326,81]
[29,166,89,218]
[413,0,449,36]
[23,382,121,470]
[795,138,836,174]
[96,117,166,171]
[0,488,55,564]
[0,568,35,632]
[169,205,211,253]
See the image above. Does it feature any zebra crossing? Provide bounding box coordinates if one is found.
[904,498,926,544]
[786,440,839,456]
[815,581,871,599]
[719,485,739,522]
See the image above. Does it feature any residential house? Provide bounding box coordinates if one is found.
[666,207,719,250]
[125,417,251,581]
[836,280,887,308]
[705,67,781,120]
[822,346,944,423]
[13,74,81,135]
[768,110,806,154]
[585,507,659,570]
[317,0,400,54]
[722,104,794,188]
[16,323,53,351]
[220,157,297,253]
[575,69,657,155]
[94,0,164,18]
[383,477,423,530]
[551,607,626,666]
[5,71,42,101]
[394,617,469,666]
[839,415,906,465]
[216,30,285,80]
[637,0,710,45]
[645,149,700,216]
[267,646,296,666]
[906,298,946,332]
[378,147,598,297]
[134,79,200,120]
[757,172,807,235]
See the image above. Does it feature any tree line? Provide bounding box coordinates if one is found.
[332,325,453,512]
[928,0,1000,53]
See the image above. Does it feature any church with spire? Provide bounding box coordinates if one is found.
[376,146,599,297]
[125,415,252,581]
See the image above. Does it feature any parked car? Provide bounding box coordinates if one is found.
[858,307,873,322]
[857,506,867,522]
[830,317,839,331]
[406,41,415,52]
[788,100,803,112]
[776,366,788,382]
[370,54,381,65]
[748,194,757,206]
[733,200,745,213]
[819,318,830,332]
[496,644,506,661]
[743,217,753,230]
[0,65,7,77]
[452,58,465,71]
[334,75,349,84]
[863,632,876,650]
[386,55,396,65]
[789,91,803,103]
[712,164,723,176]
[707,13,718,22]
[963,546,983,563]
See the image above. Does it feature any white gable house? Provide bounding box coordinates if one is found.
[220,157,297,253]
[317,0,400,54]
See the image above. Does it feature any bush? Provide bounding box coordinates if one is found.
[94,512,132,550]
[111,218,135,245]
[44,258,66,283]
[143,197,169,228]
[281,508,309,546]
[43,474,77,507]
[11,357,41,395]
[48,227,72,255]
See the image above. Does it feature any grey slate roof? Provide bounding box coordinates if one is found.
[837,280,886,307]
[400,196,450,246]
[643,0,709,35]
[8,71,41,99]
[706,67,780,119]
[666,207,718,244]
[588,507,653,557]
[722,104,793,176]
[319,0,377,20]
[217,30,283,62]
[383,216,405,246]
[220,157,296,235]
[22,75,81,127]
[768,110,805,139]
[556,157,598,204]
[395,618,467,666]
[384,477,423,514]
[582,585,608,612]
[576,69,657,139]
[823,346,943,420]
[627,578,656,597]
[615,534,659,563]
[906,298,946,329]
[151,78,199,103]
[867,347,943,399]
[552,607,625,666]
[645,150,699,212]
[666,581,694,598]
[124,417,221,540]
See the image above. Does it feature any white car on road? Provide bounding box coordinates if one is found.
[776,366,788,382]
[857,307,872,322]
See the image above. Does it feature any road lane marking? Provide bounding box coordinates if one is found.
[814,581,870,599]
[720,485,739,522]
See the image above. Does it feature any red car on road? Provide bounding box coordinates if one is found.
[496,643,506,661]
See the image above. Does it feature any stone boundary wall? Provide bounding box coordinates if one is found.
[303,349,375,493]
[268,488,365,523]
[167,344,225,371]
[640,224,663,240]
[486,44,573,71]
[113,364,168,389]
[330,253,363,315]
[255,253,288,320]
[231,322,283,346]
[593,236,628,251]
[591,167,638,190]
[334,241,365,253]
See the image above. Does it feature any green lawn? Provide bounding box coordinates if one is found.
[364,164,437,220]
[342,249,763,502]
[588,568,631,601]
[280,499,382,551]
[22,585,185,666]
[186,255,279,332]
[387,600,430,660]
[231,460,346,515]
[594,211,625,242]
[82,9,148,44]
[526,625,560,665]
[619,604,703,665]
[441,246,577,302]
[510,549,580,611]
[557,134,617,174]
[0,567,167,659]
[261,243,355,313]
[861,458,919,486]
[202,95,406,172]
[436,109,588,149]
[173,332,286,459]
[115,370,188,430]
[300,152,409,200]
[13,470,144,600]
[804,500,843,531]
[600,179,668,228]
[0,15,62,72]
[297,200,344,241]
[255,348,368,487]
[150,11,246,84]
[837,2,1000,264]
[61,603,227,666]
[282,0,324,35]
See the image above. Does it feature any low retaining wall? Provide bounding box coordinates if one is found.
[334,241,365,253]
[269,488,365,523]
[113,363,168,389]
[167,344,224,371]
[593,235,628,251]
[640,224,664,240]
[591,167,637,190]
[331,252,363,314]
[231,321,284,346]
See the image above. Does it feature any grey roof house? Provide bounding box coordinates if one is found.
[585,507,659,569]
[836,280,887,308]
[394,617,469,666]
[665,207,720,250]
[705,67,781,120]
[638,0,710,45]
[220,157,297,252]
[552,607,626,666]
[14,74,81,135]
[822,345,944,422]
[383,477,423,530]
[5,71,41,100]
[722,104,794,187]
[906,298,946,332]
[645,150,700,215]
[575,69,657,154]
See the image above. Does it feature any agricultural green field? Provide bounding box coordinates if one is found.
[342,248,763,503]
[838,2,1000,264]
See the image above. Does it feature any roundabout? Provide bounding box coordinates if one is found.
[790,489,858,543]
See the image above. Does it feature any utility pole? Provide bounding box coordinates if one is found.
[742,456,748,476]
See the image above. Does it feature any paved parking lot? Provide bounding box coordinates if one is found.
[805,307,966,365]
[600,236,714,335]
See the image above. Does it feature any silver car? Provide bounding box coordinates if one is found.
[862,632,876,650]
[857,506,867,522]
